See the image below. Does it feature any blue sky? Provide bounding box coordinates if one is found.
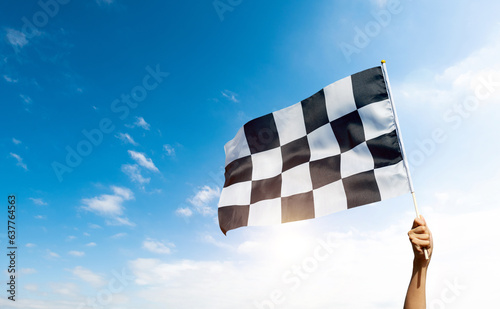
[1,0,500,308]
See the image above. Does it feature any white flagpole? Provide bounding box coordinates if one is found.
[380,60,429,260]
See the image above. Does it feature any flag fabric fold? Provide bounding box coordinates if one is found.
[218,66,410,234]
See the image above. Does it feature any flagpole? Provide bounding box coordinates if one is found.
[380,60,429,260]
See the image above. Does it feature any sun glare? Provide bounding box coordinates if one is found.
[268,223,316,264]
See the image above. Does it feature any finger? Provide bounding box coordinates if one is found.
[411,238,431,249]
[411,234,430,244]
[411,226,430,235]
[412,216,426,229]
[420,215,427,225]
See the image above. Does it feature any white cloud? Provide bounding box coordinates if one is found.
[142,238,175,255]
[116,132,138,145]
[20,94,33,104]
[237,240,260,254]
[81,186,134,226]
[134,116,151,130]
[34,215,46,219]
[85,242,97,247]
[129,258,208,286]
[88,223,102,229]
[12,137,21,144]
[68,251,85,257]
[5,28,28,48]
[24,284,38,292]
[20,268,37,275]
[106,216,135,226]
[396,33,500,114]
[10,152,28,170]
[371,0,388,8]
[187,186,220,216]
[201,234,232,250]
[26,243,36,248]
[70,266,105,287]
[128,150,159,172]
[110,232,127,239]
[29,197,47,205]
[175,207,193,217]
[122,164,150,185]
[50,282,79,297]
[128,258,264,306]
[3,75,18,83]
[163,144,175,156]
[125,201,500,309]
[47,250,60,258]
[221,90,239,103]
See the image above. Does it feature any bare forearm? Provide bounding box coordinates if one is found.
[403,260,428,309]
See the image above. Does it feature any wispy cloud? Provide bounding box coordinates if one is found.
[10,152,28,170]
[81,186,135,226]
[88,223,102,229]
[187,186,220,216]
[397,32,500,113]
[142,238,175,254]
[110,232,127,239]
[24,284,38,292]
[20,268,37,275]
[221,90,239,103]
[175,207,193,217]
[26,243,36,248]
[106,216,135,226]
[5,28,28,48]
[68,251,85,257]
[96,0,115,6]
[128,258,240,291]
[201,234,232,250]
[116,132,138,145]
[34,215,46,219]
[134,116,151,130]
[20,94,32,104]
[3,75,18,83]
[128,150,159,172]
[85,242,97,247]
[371,0,388,8]
[47,250,60,258]
[30,197,48,205]
[163,144,175,156]
[122,164,150,185]
[12,137,21,145]
[70,266,105,287]
[50,282,79,297]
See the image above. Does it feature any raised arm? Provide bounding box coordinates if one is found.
[404,216,433,309]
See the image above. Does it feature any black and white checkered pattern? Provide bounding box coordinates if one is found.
[218,67,410,234]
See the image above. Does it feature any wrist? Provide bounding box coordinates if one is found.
[413,258,429,270]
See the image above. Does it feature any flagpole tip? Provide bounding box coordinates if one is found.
[381,59,386,64]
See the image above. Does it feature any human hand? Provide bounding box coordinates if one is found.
[408,215,433,266]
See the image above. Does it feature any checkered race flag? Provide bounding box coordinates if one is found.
[218,66,411,234]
